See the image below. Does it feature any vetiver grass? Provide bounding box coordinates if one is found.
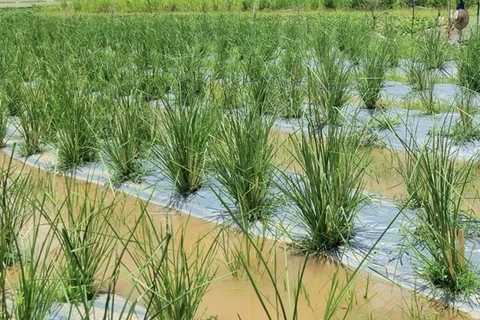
[335,17,373,65]
[171,44,208,108]
[416,69,438,115]
[0,152,52,318]
[396,126,480,296]
[214,194,310,320]
[41,176,120,303]
[447,88,480,143]
[0,70,22,117]
[16,83,53,157]
[0,101,10,148]
[394,142,427,209]
[1,161,58,319]
[213,107,278,225]
[276,115,369,254]
[152,98,216,196]
[275,23,306,119]
[0,148,36,267]
[53,82,99,170]
[214,170,403,320]
[1,11,480,318]
[240,36,278,115]
[308,48,351,126]
[355,39,391,110]
[9,204,57,320]
[458,27,480,93]
[130,212,218,320]
[405,57,433,92]
[416,28,450,71]
[101,95,152,186]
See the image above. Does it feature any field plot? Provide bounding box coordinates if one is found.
[2,11,480,319]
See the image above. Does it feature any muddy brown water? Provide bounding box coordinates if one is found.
[0,148,471,319]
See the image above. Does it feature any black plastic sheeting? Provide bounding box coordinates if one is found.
[4,97,480,318]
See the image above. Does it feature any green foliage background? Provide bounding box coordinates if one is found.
[66,0,451,13]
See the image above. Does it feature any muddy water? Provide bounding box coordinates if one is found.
[0,152,470,319]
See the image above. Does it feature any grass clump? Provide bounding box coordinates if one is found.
[17,84,53,157]
[0,71,22,117]
[446,88,480,143]
[416,28,450,71]
[355,40,391,110]
[101,95,152,186]
[397,127,480,296]
[131,214,218,320]
[458,29,480,93]
[240,40,278,115]
[54,91,99,170]
[416,70,438,115]
[152,100,216,196]
[335,18,372,65]
[405,58,433,92]
[277,118,369,254]
[42,177,119,303]
[275,39,305,119]
[308,49,351,126]
[171,47,208,108]
[213,108,277,225]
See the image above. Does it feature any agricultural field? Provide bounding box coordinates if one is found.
[2,8,480,319]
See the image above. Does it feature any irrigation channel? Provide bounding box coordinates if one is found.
[4,72,480,318]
